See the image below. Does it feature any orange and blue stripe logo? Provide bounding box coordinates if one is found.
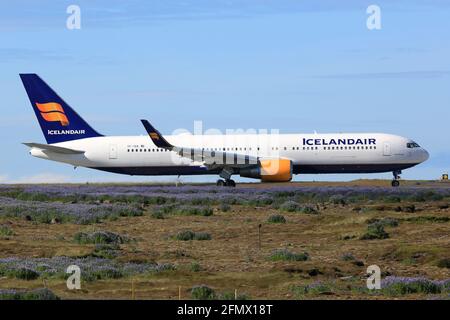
[36,102,69,126]
[149,132,160,140]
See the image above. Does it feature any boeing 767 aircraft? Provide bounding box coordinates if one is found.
[20,74,429,187]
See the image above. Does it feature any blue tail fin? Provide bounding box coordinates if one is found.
[20,74,103,144]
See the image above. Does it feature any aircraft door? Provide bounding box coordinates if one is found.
[109,144,118,159]
[383,142,391,156]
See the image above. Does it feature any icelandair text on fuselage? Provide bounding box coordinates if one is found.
[48,129,85,135]
[303,138,376,146]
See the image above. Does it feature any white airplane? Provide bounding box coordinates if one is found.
[20,74,429,187]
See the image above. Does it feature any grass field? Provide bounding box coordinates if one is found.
[0,180,449,300]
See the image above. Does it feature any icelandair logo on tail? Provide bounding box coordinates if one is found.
[149,132,160,140]
[36,102,69,126]
[36,102,85,135]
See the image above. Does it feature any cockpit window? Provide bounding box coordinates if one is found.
[407,142,420,148]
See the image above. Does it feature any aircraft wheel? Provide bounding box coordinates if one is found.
[391,180,400,187]
[216,179,225,187]
[225,179,236,187]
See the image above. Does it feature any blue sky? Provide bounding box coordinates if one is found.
[0,1,449,183]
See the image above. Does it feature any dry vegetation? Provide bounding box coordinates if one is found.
[0,180,449,300]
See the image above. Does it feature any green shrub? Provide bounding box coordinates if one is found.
[74,231,126,245]
[409,191,444,202]
[91,244,120,259]
[384,196,402,203]
[177,206,213,216]
[190,197,214,206]
[279,201,317,214]
[89,268,123,281]
[300,206,318,214]
[34,211,70,224]
[118,207,143,217]
[401,205,416,213]
[269,249,309,262]
[291,282,333,296]
[0,225,14,237]
[175,230,195,241]
[437,258,450,269]
[194,232,212,241]
[382,279,442,295]
[151,210,165,219]
[329,195,346,205]
[219,203,231,212]
[191,285,216,300]
[360,223,389,240]
[404,216,450,223]
[7,268,40,280]
[267,214,286,223]
[0,288,59,300]
[341,253,355,261]
[219,291,250,300]
[366,217,399,228]
[280,201,301,212]
[190,262,202,272]
[174,230,211,241]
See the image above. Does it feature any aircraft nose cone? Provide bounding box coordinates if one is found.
[421,149,430,162]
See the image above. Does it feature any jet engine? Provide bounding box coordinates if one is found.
[240,159,293,182]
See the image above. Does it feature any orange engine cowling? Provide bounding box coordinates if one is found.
[239,159,293,182]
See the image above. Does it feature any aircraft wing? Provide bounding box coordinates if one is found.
[140,119,258,168]
[23,142,85,155]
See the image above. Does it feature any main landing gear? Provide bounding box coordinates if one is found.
[216,168,236,187]
[391,170,401,187]
[216,179,236,187]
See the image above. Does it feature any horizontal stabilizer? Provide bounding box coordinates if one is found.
[23,142,85,154]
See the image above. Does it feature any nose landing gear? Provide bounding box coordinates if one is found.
[391,170,401,187]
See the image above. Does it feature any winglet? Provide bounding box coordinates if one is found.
[140,119,174,150]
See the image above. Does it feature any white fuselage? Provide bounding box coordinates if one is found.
[29,132,429,177]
